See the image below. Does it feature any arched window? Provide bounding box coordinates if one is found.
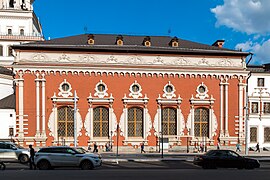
[128,107,143,137]
[57,106,74,137]
[20,29,24,36]
[162,107,177,135]
[93,106,109,137]
[194,108,209,137]
[250,127,257,143]
[0,45,3,56]
[264,127,270,143]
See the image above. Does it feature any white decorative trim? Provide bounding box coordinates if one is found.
[58,79,73,98]
[94,80,108,98]
[162,81,176,99]
[18,52,244,68]
[129,80,142,99]
[195,82,209,100]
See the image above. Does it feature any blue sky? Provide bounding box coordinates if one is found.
[33,0,270,65]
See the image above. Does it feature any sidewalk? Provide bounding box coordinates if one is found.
[98,150,270,162]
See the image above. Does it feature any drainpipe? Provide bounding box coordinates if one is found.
[245,53,253,156]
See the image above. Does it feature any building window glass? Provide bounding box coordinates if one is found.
[61,83,70,91]
[264,102,270,114]
[128,107,143,137]
[257,78,264,87]
[8,29,12,35]
[20,29,24,36]
[131,84,140,93]
[264,127,270,143]
[0,45,3,56]
[250,127,257,143]
[97,84,105,92]
[165,85,173,93]
[57,106,74,138]
[162,107,177,135]
[8,46,13,56]
[251,102,259,113]
[194,108,209,137]
[93,106,109,137]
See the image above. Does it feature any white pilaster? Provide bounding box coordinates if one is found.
[225,82,229,136]
[35,77,40,137]
[18,73,24,138]
[238,80,244,137]
[41,77,46,137]
[220,83,224,136]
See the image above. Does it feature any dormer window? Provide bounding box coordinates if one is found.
[170,37,179,47]
[88,34,95,45]
[116,35,123,46]
[143,36,151,47]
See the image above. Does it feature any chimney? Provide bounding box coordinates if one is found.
[212,40,225,48]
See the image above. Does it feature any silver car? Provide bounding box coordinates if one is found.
[0,141,30,163]
[34,146,102,170]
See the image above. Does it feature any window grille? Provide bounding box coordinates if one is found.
[57,106,74,137]
[251,102,259,113]
[128,107,143,137]
[264,127,270,143]
[93,107,109,137]
[162,108,177,135]
[194,108,209,137]
[264,102,270,114]
[250,127,257,143]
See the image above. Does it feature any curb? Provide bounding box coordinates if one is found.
[102,158,187,162]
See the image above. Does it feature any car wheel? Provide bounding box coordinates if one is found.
[81,160,94,170]
[19,154,29,164]
[37,160,51,170]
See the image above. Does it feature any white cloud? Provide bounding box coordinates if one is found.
[235,39,270,64]
[211,0,270,35]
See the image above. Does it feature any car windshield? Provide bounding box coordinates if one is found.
[75,147,87,154]
[13,144,25,149]
[70,148,84,154]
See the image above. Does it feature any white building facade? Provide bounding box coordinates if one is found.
[0,0,43,66]
[247,64,270,151]
[0,0,43,140]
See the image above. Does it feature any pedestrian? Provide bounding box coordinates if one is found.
[236,143,241,152]
[87,144,91,152]
[217,142,220,150]
[29,145,36,170]
[141,142,146,153]
[200,142,203,152]
[93,142,98,153]
[255,143,260,152]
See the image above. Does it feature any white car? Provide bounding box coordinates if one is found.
[0,141,30,163]
[34,146,102,170]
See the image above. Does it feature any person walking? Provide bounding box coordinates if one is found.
[93,142,98,153]
[236,143,241,152]
[29,145,36,170]
[255,143,260,152]
[141,142,146,153]
[217,142,220,150]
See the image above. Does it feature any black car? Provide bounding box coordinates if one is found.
[193,149,260,169]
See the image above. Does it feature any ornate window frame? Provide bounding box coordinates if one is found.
[186,82,217,145]
[153,82,184,146]
[84,81,116,146]
[48,80,83,146]
[120,81,151,146]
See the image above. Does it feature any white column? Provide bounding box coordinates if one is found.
[220,84,224,136]
[191,106,195,137]
[18,73,24,138]
[41,79,46,136]
[225,83,229,136]
[239,82,244,137]
[35,78,40,137]
[209,107,213,139]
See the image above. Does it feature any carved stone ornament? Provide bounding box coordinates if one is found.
[129,80,143,98]
[32,53,47,61]
[195,82,209,100]
[162,81,176,99]
[218,58,233,66]
[94,80,109,98]
[58,79,73,98]
[59,54,71,62]
[197,58,211,66]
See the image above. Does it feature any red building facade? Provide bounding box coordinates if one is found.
[12,34,249,151]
